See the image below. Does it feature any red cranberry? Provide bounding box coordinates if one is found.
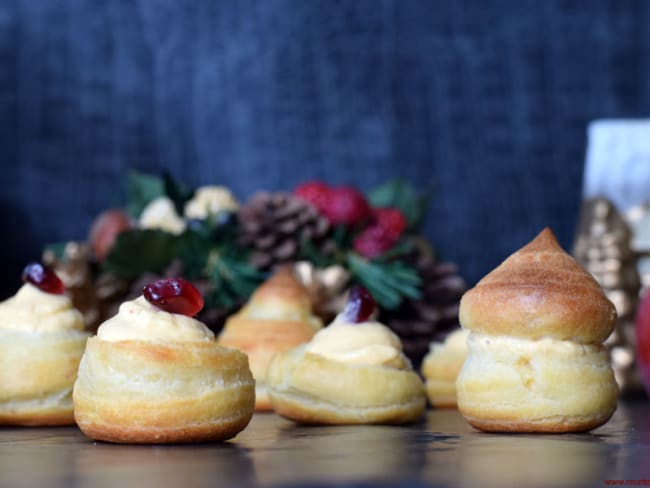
[21,262,65,295]
[341,285,377,323]
[143,278,204,317]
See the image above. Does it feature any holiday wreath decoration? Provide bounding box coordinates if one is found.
[43,171,466,366]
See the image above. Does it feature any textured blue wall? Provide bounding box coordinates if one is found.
[1,0,650,296]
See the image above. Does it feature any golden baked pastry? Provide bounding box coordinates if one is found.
[218,267,321,411]
[267,286,426,424]
[73,279,255,443]
[456,228,618,433]
[0,264,89,426]
[421,328,469,408]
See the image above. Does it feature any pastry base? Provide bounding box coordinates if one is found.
[76,412,253,444]
[462,413,615,434]
[267,346,425,425]
[270,389,425,425]
[255,384,273,412]
[0,391,75,426]
[420,331,468,409]
[456,334,618,433]
[74,338,255,444]
[424,380,457,409]
[0,329,88,426]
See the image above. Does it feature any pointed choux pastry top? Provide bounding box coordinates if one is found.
[218,266,321,411]
[459,228,616,344]
[221,266,322,337]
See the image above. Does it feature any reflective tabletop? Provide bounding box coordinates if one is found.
[1,400,648,487]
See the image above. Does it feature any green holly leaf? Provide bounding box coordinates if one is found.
[368,179,432,231]
[103,229,181,278]
[170,221,265,309]
[202,247,265,309]
[125,171,166,218]
[176,227,214,279]
[346,252,421,310]
[299,239,332,268]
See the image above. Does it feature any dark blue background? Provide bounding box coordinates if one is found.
[2,0,650,297]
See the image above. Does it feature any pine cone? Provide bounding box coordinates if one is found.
[382,242,467,368]
[237,192,334,269]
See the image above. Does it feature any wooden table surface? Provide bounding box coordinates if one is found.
[1,400,648,488]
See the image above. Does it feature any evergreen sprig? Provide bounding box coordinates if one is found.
[102,171,432,312]
[368,179,432,232]
[104,229,182,279]
[204,248,264,309]
[104,214,264,309]
[346,252,421,310]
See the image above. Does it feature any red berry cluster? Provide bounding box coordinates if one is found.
[353,208,407,258]
[294,181,408,258]
[294,182,372,226]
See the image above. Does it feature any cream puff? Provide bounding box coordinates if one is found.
[456,228,618,433]
[73,278,254,444]
[218,267,321,411]
[267,286,426,425]
[421,328,469,408]
[0,263,89,426]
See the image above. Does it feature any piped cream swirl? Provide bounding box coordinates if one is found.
[0,284,85,333]
[305,314,409,369]
[97,296,215,342]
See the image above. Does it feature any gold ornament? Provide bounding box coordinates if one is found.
[293,261,350,322]
[573,198,642,395]
[625,201,650,295]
